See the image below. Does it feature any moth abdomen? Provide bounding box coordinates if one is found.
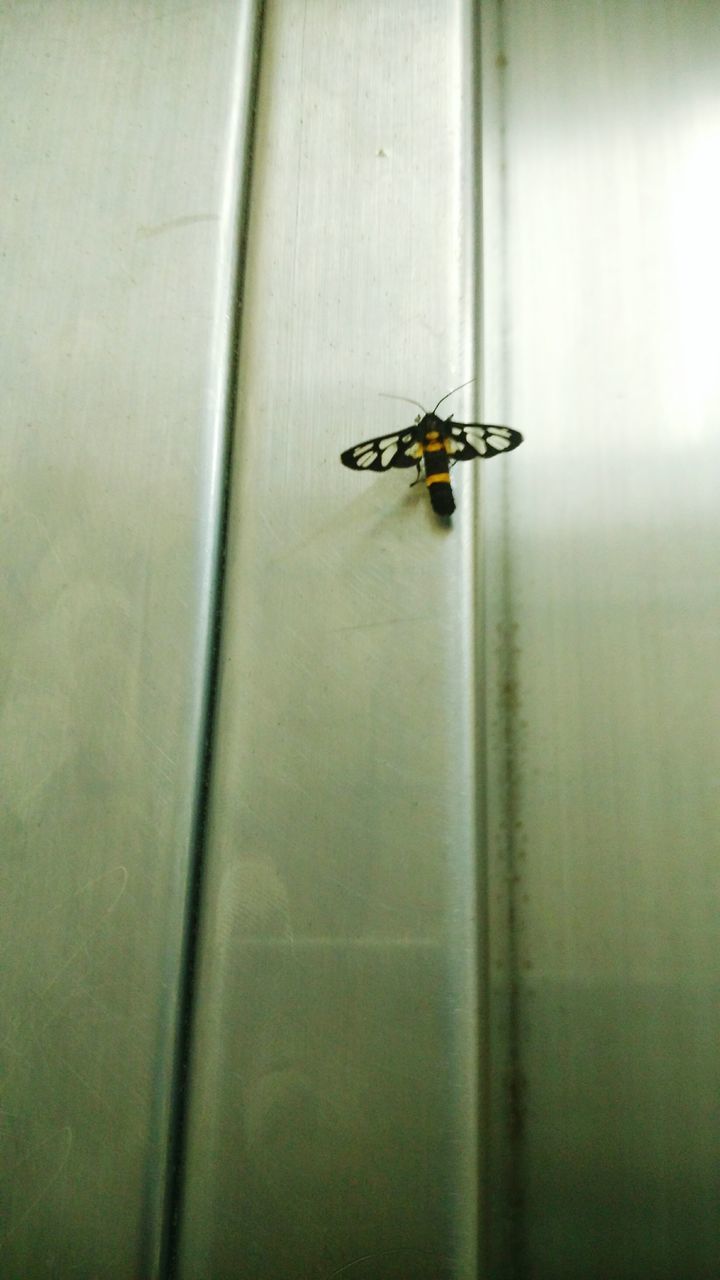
[421,422,455,515]
[427,480,455,516]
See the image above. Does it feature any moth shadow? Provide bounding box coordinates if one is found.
[402,482,454,533]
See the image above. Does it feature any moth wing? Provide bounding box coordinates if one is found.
[340,429,421,472]
[446,421,523,461]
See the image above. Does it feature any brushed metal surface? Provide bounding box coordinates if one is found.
[482,1,720,1276]
[0,3,260,1274]
[177,2,490,1278]
[7,0,712,1274]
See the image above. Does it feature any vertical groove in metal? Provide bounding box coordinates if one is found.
[459,2,487,1274]
[479,2,526,1276]
[493,0,527,1264]
[457,3,484,1273]
[495,503,526,1280]
[160,5,267,1276]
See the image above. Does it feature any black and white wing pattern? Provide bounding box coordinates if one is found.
[340,428,422,472]
[445,421,523,461]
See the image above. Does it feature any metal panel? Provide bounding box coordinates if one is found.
[482,1,720,1276]
[178,2,492,1278]
[0,3,260,1274]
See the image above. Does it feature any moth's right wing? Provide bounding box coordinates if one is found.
[340,429,422,472]
[445,421,523,461]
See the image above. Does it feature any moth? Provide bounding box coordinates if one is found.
[340,381,523,516]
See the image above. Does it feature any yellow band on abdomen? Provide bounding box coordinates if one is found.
[426,473,450,485]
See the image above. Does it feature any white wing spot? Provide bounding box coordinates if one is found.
[357,450,376,468]
[381,442,398,466]
[488,433,511,451]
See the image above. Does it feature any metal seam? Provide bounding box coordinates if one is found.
[159,3,268,1275]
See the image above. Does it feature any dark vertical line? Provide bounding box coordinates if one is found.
[494,1,527,1276]
[466,1,490,1273]
[159,5,268,1277]
[497,506,526,1280]
[475,0,527,1276]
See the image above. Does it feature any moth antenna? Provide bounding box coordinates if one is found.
[378,392,428,413]
[432,377,477,414]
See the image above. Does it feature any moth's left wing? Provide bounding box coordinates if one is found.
[340,429,421,472]
[445,422,523,461]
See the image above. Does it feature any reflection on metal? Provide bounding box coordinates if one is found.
[0,3,263,1275]
[482,1,720,1277]
[177,0,486,1276]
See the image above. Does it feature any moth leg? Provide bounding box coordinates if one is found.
[409,462,423,488]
